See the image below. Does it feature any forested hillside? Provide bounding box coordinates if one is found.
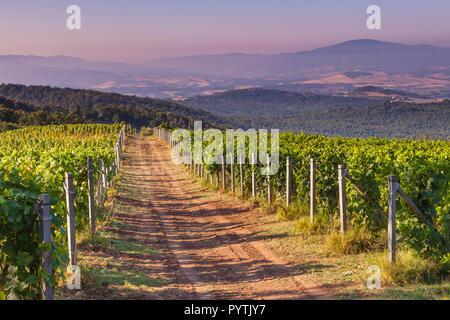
[182,88,383,116]
[0,84,448,139]
[225,100,450,139]
[0,84,228,130]
[0,95,85,131]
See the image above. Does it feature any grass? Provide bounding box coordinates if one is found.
[276,201,309,220]
[180,163,450,299]
[81,265,166,288]
[78,230,111,248]
[368,249,449,286]
[253,211,450,299]
[296,214,335,236]
[109,238,157,255]
[377,283,450,300]
[140,127,154,136]
[325,227,387,255]
[134,143,450,300]
[55,155,166,299]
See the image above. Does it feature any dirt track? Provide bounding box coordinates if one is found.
[115,135,330,300]
[73,135,330,300]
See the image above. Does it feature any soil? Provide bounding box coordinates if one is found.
[59,135,331,300]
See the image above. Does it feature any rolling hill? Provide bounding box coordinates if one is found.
[224,100,450,139]
[0,84,229,130]
[0,84,448,139]
[181,88,384,116]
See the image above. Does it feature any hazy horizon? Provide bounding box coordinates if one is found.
[1,0,450,63]
[2,38,450,64]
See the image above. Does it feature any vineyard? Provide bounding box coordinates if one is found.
[0,124,126,299]
[1,123,449,300]
[158,128,450,265]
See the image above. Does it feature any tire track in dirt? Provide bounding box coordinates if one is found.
[137,135,331,300]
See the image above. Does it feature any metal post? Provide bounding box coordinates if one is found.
[388,175,398,264]
[252,152,256,198]
[216,167,220,187]
[286,156,291,207]
[65,173,77,266]
[240,155,244,197]
[87,157,96,234]
[338,165,347,236]
[231,156,235,193]
[310,158,316,223]
[267,154,272,204]
[97,159,103,196]
[101,160,107,201]
[38,194,53,300]
[222,156,226,190]
[116,143,120,173]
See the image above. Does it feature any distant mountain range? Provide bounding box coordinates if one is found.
[1,39,450,99]
[148,39,450,77]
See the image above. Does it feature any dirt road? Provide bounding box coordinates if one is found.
[68,135,330,300]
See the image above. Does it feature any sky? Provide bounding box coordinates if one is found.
[1,0,450,62]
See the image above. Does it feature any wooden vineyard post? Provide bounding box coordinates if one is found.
[87,157,96,234]
[230,156,235,194]
[38,194,53,300]
[252,152,256,198]
[388,175,398,264]
[222,156,226,190]
[267,154,272,204]
[65,173,77,266]
[239,155,244,197]
[338,165,347,236]
[286,156,291,207]
[201,165,204,179]
[310,158,317,223]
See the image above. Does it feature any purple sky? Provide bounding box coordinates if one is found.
[1,0,450,62]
